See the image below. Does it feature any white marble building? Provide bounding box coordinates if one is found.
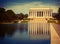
[28,8,52,18]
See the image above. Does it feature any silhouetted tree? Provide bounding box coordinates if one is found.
[0,8,6,22]
[0,8,18,22]
[24,14,28,18]
[53,7,60,20]
[6,10,17,21]
[58,8,60,14]
[57,8,60,20]
[0,7,28,23]
[17,13,24,20]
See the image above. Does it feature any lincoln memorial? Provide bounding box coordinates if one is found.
[28,8,52,18]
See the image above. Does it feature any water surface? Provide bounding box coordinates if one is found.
[0,22,50,44]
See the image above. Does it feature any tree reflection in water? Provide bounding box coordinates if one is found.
[0,24,16,39]
[0,23,28,39]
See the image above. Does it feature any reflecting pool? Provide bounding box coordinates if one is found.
[0,22,50,44]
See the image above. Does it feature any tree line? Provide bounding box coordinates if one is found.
[0,7,28,22]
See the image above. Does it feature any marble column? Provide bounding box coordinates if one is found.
[41,11,42,17]
[43,11,44,17]
[44,11,46,17]
[51,12,52,17]
[46,11,47,17]
[36,11,37,18]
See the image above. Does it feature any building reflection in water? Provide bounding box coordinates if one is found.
[28,22,50,40]
[0,22,50,40]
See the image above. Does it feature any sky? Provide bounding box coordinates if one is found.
[0,0,60,14]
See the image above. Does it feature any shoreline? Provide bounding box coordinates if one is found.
[0,18,60,24]
[0,20,29,24]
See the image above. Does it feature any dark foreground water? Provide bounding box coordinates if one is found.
[0,23,50,44]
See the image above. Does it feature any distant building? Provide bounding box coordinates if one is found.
[28,8,52,18]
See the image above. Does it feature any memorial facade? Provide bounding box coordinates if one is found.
[28,8,52,18]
